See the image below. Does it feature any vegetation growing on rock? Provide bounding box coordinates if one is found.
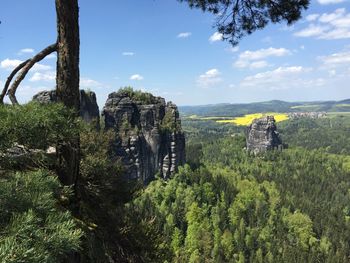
[118,87,155,105]
[103,89,186,181]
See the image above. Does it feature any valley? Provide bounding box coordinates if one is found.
[1,0,350,261]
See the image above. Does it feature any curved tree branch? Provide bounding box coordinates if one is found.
[0,60,30,104]
[7,43,57,105]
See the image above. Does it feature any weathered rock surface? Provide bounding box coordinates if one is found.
[246,116,283,154]
[0,144,56,170]
[33,90,100,125]
[103,89,185,183]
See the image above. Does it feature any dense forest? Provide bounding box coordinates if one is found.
[279,115,350,155]
[2,0,350,262]
[1,100,350,262]
[180,100,350,117]
[130,114,350,262]
[132,141,350,262]
[0,103,162,262]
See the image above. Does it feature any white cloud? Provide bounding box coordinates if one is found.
[306,14,320,21]
[80,77,102,87]
[209,32,223,43]
[295,8,350,40]
[196,68,222,88]
[318,0,345,5]
[319,8,345,23]
[249,61,269,69]
[0,58,51,71]
[29,71,55,82]
[329,69,337,76]
[177,32,192,38]
[294,24,329,37]
[32,64,51,71]
[130,74,144,81]
[17,85,52,98]
[18,48,34,55]
[45,53,56,59]
[1,59,23,70]
[322,28,350,39]
[240,66,314,90]
[319,51,350,67]
[122,52,135,56]
[234,47,291,68]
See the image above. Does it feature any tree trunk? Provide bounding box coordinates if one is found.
[55,0,80,186]
[6,44,57,105]
[0,60,29,104]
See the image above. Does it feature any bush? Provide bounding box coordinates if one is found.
[118,86,154,104]
[0,102,80,152]
[0,170,82,263]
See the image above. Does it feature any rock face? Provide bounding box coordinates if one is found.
[33,90,100,125]
[103,89,185,183]
[246,116,283,154]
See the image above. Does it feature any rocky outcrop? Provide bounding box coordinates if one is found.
[0,144,56,170]
[246,116,283,154]
[103,89,185,183]
[33,90,100,125]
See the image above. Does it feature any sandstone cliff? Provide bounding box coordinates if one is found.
[103,88,185,183]
[33,90,100,125]
[246,116,283,154]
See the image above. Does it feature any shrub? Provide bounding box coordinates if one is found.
[0,170,82,263]
[0,102,80,152]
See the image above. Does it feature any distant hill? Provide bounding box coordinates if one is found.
[179,99,350,117]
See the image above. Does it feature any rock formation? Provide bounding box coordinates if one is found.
[33,90,100,125]
[103,89,185,183]
[246,116,283,154]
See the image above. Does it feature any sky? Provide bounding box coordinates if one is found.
[1,0,350,107]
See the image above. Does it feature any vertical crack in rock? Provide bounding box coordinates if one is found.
[103,89,186,183]
[246,116,283,154]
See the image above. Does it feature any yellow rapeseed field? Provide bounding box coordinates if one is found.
[216,113,289,126]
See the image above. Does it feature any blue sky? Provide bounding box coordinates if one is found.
[1,0,350,107]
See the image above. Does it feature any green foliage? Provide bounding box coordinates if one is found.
[118,86,154,104]
[130,163,314,262]
[130,131,350,262]
[0,170,82,263]
[279,116,350,154]
[180,99,350,117]
[2,94,350,262]
[179,0,309,46]
[0,102,80,170]
[0,103,83,262]
[78,124,169,262]
[283,210,316,250]
[0,102,166,262]
[160,110,181,133]
[0,102,79,151]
